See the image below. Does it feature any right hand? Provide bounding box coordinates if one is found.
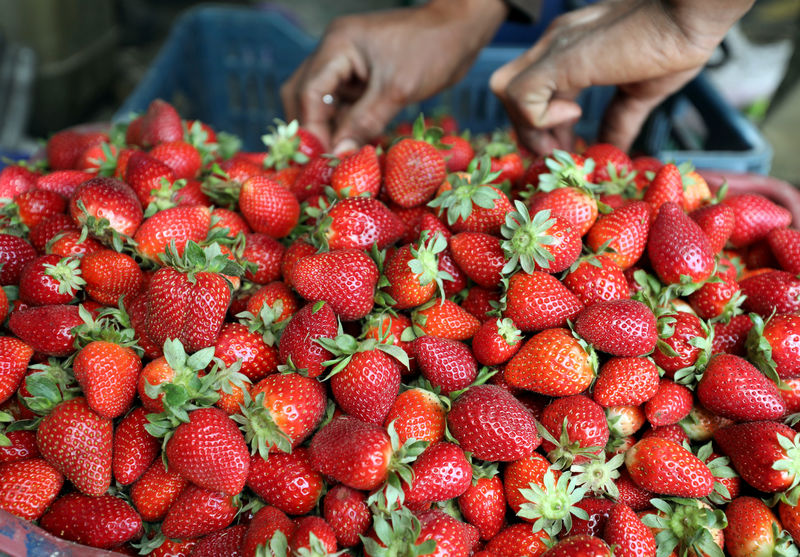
[280,0,507,153]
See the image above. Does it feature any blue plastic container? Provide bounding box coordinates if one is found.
[114,5,772,174]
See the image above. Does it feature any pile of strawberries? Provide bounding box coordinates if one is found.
[1,97,800,557]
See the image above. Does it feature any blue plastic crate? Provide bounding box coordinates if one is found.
[115,5,772,174]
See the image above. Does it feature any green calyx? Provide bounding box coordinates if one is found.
[496,317,522,346]
[747,312,788,389]
[158,240,244,282]
[262,530,347,557]
[537,149,596,192]
[43,256,86,296]
[501,200,558,275]
[408,231,453,300]
[642,498,726,557]
[316,333,410,379]
[232,390,292,459]
[261,119,309,170]
[410,113,445,147]
[571,452,625,499]
[144,177,186,218]
[517,469,589,538]
[693,441,737,505]
[236,300,287,347]
[773,431,800,493]
[361,506,437,557]
[201,165,241,209]
[21,358,80,416]
[537,419,604,471]
[427,155,502,225]
[71,303,141,351]
[369,421,429,511]
[73,199,138,254]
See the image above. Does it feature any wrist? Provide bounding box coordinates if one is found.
[661,0,755,51]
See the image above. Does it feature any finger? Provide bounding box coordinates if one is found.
[280,60,308,124]
[330,80,402,153]
[598,90,665,152]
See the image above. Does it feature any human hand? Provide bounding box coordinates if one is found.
[281,0,507,154]
[490,0,755,156]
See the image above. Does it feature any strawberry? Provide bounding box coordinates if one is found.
[462,285,501,322]
[652,311,710,378]
[643,163,684,220]
[113,407,159,485]
[29,213,73,251]
[190,526,246,557]
[17,254,79,306]
[238,175,300,238]
[47,227,103,257]
[603,503,656,557]
[291,248,378,320]
[592,357,659,407]
[245,280,297,322]
[136,99,183,147]
[292,156,335,201]
[36,169,93,198]
[125,150,177,207]
[458,464,505,541]
[624,436,714,497]
[161,485,238,540]
[214,321,279,382]
[81,249,143,305]
[505,328,596,396]
[503,271,584,332]
[9,189,67,229]
[73,340,142,419]
[408,298,481,340]
[741,270,800,317]
[562,254,629,307]
[384,386,447,445]
[449,232,507,288]
[150,140,203,180]
[235,372,326,455]
[724,496,795,557]
[0,458,63,520]
[321,196,404,251]
[240,505,297,557]
[447,384,540,461]
[278,301,337,377]
[130,457,188,522]
[541,535,611,557]
[330,144,381,197]
[747,313,800,379]
[0,430,39,464]
[323,484,371,548]
[586,201,650,269]
[70,176,143,237]
[289,516,338,554]
[485,523,550,556]
[539,395,609,467]
[640,498,726,557]
[441,135,474,172]
[309,415,392,491]
[146,242,240,352]
[585,143,633,183]
[416,509,474,557]
[569,498,614,537]
[0,336,34,405]
[0,233,35,286]
[411,335,477,394]
[714,421,800,493]
[261,119,323,169]
[779,501,800,545]
[134,204,211,260]
[381,233,453,309]
[687,269,742,320]
[126,292,162,360]
[385,117,446,208]
[574,299,657,356]
[36,397,112,496]
[690,203,735,253]
[472,317,523,366]
[697,353,785,421]
[404,441,472,505]
[247,447,323,515]
[528,186,599,237]
[165,407,249,495]
[503,452,554,514]
[45,129,104,170]
[647,201,714,285]
[39,493,143,549]
[722,193,792,247]
[8,304,83,356]
[768,227,800,273]
[643,379,692,426]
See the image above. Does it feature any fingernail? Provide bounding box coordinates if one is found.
[332,138,358,156]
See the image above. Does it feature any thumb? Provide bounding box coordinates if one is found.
[330,81,401,154]
[598,90,664,152]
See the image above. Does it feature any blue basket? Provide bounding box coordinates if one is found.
[115,4,772,174]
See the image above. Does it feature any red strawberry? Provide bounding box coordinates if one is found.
[8,304,83,356]
[161,485,238,540]
[586,201,651,269]
[125,150,177,207]
[643,379,693,426]
[404,441,472,505]
[0,430,39,464]
[10,189,67,229]
[323,196,404,251]
[384,386,447,445]
[592,357,659,407]
[45,129,102,170]
[690,203,735,253]
[603,503,656,557]
[73,340,142,419]
[279,301,337,377]
[0,233,35,285]
[741,270,800,317]
[569,498,614,537]
[485,523,551,556]
[0,458,63,520]
[69,176,143,237]
[767,227,800,273]
[779,502,800,546]
[461,285,501,322]
[647,201,714,285]
[722,193,792,247]
[539,395,609,467]
[150,140,203,180]
[214,321,279,383]
[247,447,323,516]
[240,505,297,557]
[81,249,143,305]
[292,249,379,320]
[261,119,323,169]
[330,144,381,197]
[562,254,629,307]
[385,119,446,208]
[130,457,188,522]
[528,186,599,237]
[165,407,250,495]
[441,135,474,172]
[416,509,474,557]
[238,175,300,238]
[449,232,507,288]
[382,234,452,310]
[323,485,371,548]
[542,535,611,557]
[687,269,741,320]
[409,297,481,340]
[36,397,112,496]
[137,99,183,147]
[574,299,657,356]
[748,313,800,379]
[113,408,158,486]
[643,163,684,220]
[190,525,246,557]
[292,156,335,201]
[36,169,93,198]
[309,415,392,491]
[652,311,710,377]
[0,337,34,405]
[503,271,584,332]
[245,281,297,322]
[447,384,540,461]
[472,317,523,366]
[289,516,338,554]
[625,436,714,497]
[505,328,595,396]
[134,204,211,260]
[430,168,513,235]
[585,143,633,183]
[39,493,143,549]
[725,496,794,557]
[697,353,785,421]
[411,335,477,394]
[501,203,582,275]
